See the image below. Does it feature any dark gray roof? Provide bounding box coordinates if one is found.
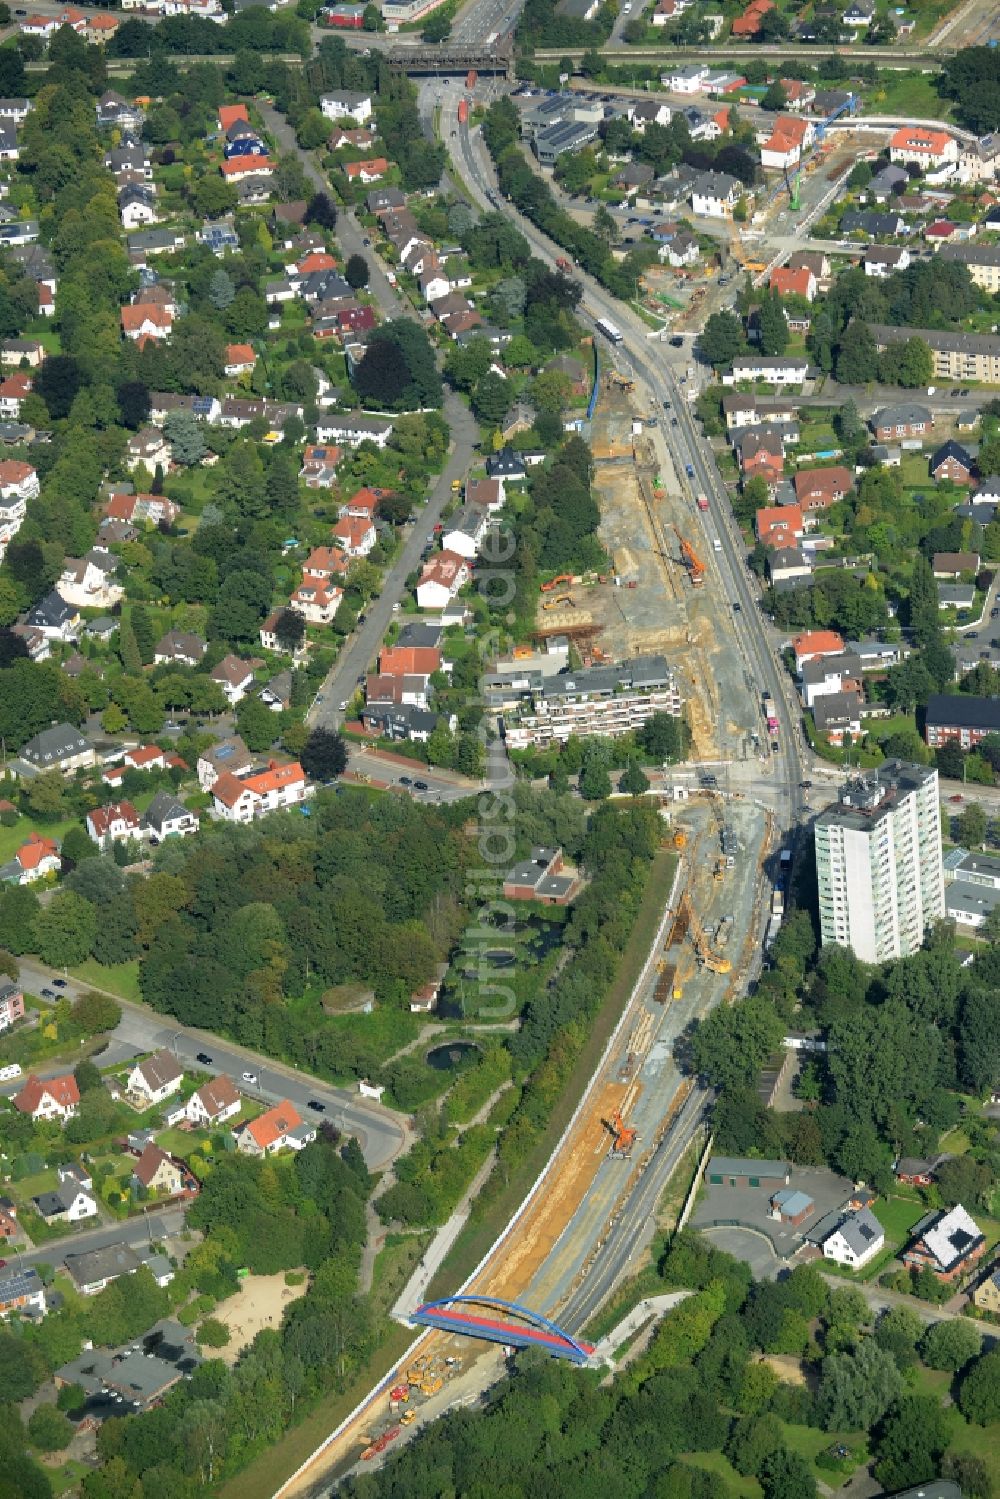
[926,694,1000,731]
[931,438,973,470]
[21,722,89,765]
[65,1242,143,1288]
[26,589,75,630]
[824,1206,883,1255]
[707,1156,789,1178]
[144,789,189,832]
[870,322,1000,358]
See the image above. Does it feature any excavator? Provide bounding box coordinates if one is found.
[607,370,635,393]
[679,894,732,975]
[541,595,576,611]
[672,525,705,588]
[540,575,575,593]
[605,1107,638,1157]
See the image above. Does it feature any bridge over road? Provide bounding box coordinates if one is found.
[384,42,516,78]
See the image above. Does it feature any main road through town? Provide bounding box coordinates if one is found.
[255,103,482,736]
[7,959,408,1172]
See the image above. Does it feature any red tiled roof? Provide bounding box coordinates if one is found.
[242,1099,302,1149]
[17,831,58,870]
[378,645,441,676]
[14,1072,79,1115]
[218,104,250,130]
[225,343,256,367]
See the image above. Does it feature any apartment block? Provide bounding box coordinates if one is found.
[814,762,944,963]
[867,323,1000,385]
[500,655,682,751]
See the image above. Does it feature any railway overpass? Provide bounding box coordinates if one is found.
[384,41,516,77]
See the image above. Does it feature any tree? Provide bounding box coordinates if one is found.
[272,608,305,653]
[875,1394,950,1491]
[816,1339,902,1431]
[345,253,369,290]
[36,355,83,420]
[758,292,789,357]
[620,760,650,796]
[300,727,348,782]
[700,312,744,368]
[32,891,97,968]
[638,711,687,762]
[27,1403,73,1453]
[762,80,787,111]
[305,192,337,229]
[208,268,235,311]
[236,694,279,753]
[919,1318,981,1372]
[957,801,987,848]
[60,826,99,867]
[835,321,879,384]
[759,1449,816,1499]
[163,410,207,467]
[72,991,122,1035]
[116,380,150,430]
[960,1347,1000,1424]
[196,1318,229,1348]
[936,1152,992,1209]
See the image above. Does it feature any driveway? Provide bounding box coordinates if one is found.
[256,104,481,734]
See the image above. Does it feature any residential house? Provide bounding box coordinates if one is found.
[502,846,579,904]
[0,371,32,417]
[487,448,527,483]
[120,303,172,345]
[132,1143,185,1197]
[690,170,739,218]
[0,1267,46,1320]
[925,695,1000,749]
[0,980,25,1030]
[299,444,341,488]
[756,503,805,548]
[154,630,207,667]
[769,265,816,300]
[841,210,908,238]
[197,735,253,791]
[868,322,1000,384]
[933,550,979,580]
[760,115,813,172]
[319,91,373,126]
[359,702,439,742]
[210,654,256,705]
[235,1100,315,1155]
[768,546,813,586]
[442,508,490,559]
[104,489,179,527]
[661,232,699,269]
[871,403,932,441]
[315,413,393,449]
[211,760,311,822]
[86,801,146,852]
[291,580,343,625]
[332,514,377,557]
[259,669,293,713]
[903,1204,986,1282]
[740,430,784,484]
[224,342,257,377]
[972,1263,1000,1314]
[33,1186,98,1224]
[731,0,773,34]
[124,426,172,474]
[416,550,471,610]
[96,91,143,131]
[127,1049,184,1105]
[793,465,853,510]
[799,652,863,709]
[792,629,846,671]
[728,355,808,385]
[821,1207,885,1268]
[220,156,275,184]
[863,245,911,278]
[895,1156,939,1187]
[184,1076,242,1127]
[889,126,959,169]
[814,689,864,747]
[13,1073,80,1123]
[20,723,93,772]
[57,549,123,610]
[0,832,60,885]
[939,243,1000,294]
[64,1243,173,1296]
[144,789,199,842]
[931,439,973,484]
[119,188,158,231]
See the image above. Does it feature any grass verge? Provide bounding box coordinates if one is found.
[425,846,678,1300]
[68,958,142,1004]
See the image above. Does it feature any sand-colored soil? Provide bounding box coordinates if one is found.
[211,1271,308,1364]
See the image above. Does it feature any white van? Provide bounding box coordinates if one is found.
[0,1063,22,1083]
[712,539,722,553]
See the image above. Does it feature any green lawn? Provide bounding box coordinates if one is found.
[865,70,950,120]
[67,959,142,1004]
[10,1165,59,1202]
[678,1450,760,1496]
[0,814,79,866]
[780,1420,869,1485]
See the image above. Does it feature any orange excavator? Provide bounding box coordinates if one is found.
[605,1108,638,1157]
[673,526,705,588]
[540,575,575,593]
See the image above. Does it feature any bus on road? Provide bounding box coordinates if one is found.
[595,317,623,345]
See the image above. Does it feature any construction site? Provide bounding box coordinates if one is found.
[530,368,762,765]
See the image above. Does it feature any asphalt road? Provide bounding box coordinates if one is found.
[6,1207,188,1276]
[256,103,481,734]
[11,960,408,1172]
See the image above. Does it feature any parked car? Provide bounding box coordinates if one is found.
[414,780,428,790]
[52,978,67,988]
[307,1100,326,1112]
[41,988,55,999]
[242,1071,258,1085]
[196,1052,213,1066]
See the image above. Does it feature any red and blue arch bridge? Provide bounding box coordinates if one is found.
[410,1296,595,1365]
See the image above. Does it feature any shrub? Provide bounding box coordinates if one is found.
[196,1318,229,1348]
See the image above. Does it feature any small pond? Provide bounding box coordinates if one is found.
[426,1041,480,1072]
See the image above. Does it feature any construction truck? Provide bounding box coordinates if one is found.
[606,1107,637,1156]
[419,1375,443,1397]
[673,526,705,588]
